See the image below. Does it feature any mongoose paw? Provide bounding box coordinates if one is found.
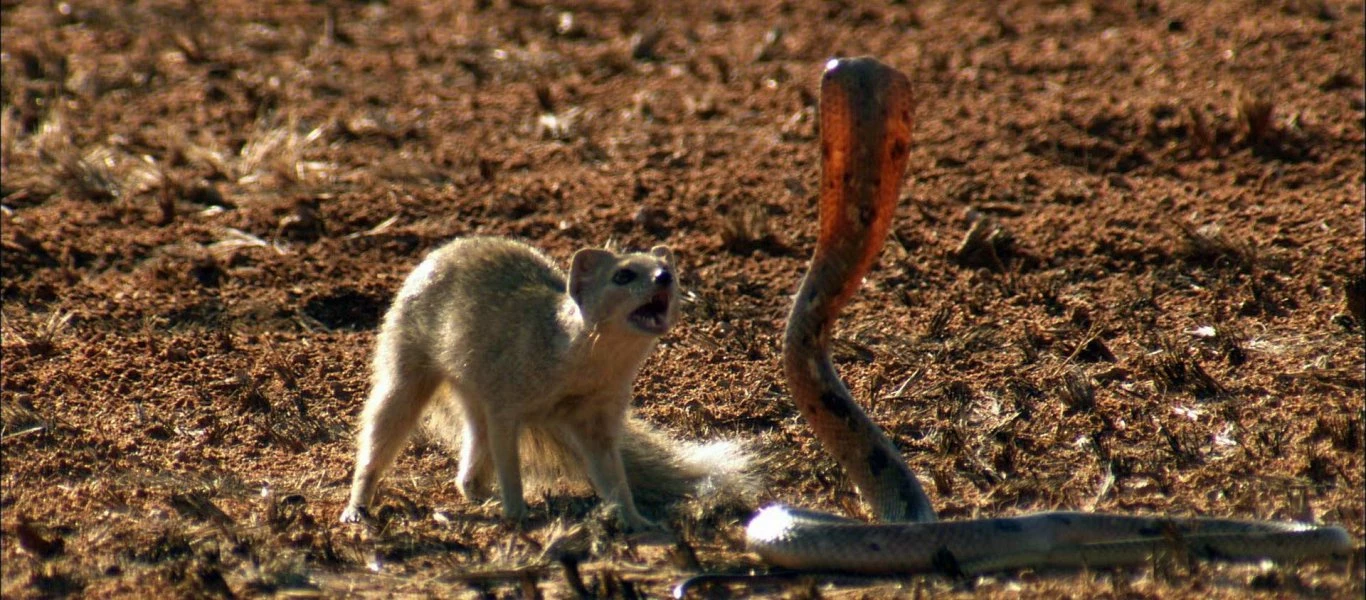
[339,504,372,524]
[622,519,673,545]
[500,500,529,524]
[457,478,494,501]
[620,513,666,535]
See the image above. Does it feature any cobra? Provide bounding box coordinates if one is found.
[740,57,1350,577]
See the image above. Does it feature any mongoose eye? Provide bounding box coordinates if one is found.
[611,268,637,285]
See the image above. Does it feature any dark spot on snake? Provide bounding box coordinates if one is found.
[931,546,964,578]
[867,445,891,475]
[993,519,1024,532]
[859,199,877,226]
[819,390,854,420]
[866,446,936,522]
[890,140,907,161]
[1138,525,1161,537]
[1196,543,1229,561]
[866,542,882,553]
[894,477,932,521]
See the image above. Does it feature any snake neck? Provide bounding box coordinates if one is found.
[783,250,936,523]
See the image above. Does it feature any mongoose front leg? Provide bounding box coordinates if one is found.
[588,445,654,532]
[557,417,656,531]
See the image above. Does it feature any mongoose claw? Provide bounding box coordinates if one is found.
[339,504,372,524]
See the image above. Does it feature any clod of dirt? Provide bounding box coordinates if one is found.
[14,519,65,559]
[301,288,385,331]
[630,27,663,61]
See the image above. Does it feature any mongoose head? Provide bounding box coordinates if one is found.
[569,245,678,336]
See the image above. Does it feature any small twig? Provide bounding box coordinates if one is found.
[1,426,46,442]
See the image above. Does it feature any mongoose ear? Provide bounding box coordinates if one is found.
[569,248,615,304]
[649,245,674,264]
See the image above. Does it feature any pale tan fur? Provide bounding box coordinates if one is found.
[340,236,747,530]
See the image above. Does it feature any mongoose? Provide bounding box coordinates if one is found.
[341,236,744,530]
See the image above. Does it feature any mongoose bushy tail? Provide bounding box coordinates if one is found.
[425,397,756,512]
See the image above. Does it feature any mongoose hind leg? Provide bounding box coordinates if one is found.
[454,396,495,501]
[341,360,443,523]
[482,414,529,522]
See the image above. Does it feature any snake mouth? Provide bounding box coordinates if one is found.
[627,290,672,335]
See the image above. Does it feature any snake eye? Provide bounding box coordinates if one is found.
[611,268,636,285]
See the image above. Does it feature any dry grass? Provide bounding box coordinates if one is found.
[237,119,331,187]
[174,116,331,190]
[1176,221,1257,272]
[2,110,166,214]
[0,309,73,358]
[1145,336,1227,400]
[1183,104,1217,156]
[718,204,785,255]
[1234,87,1277,146]
[1057,369,1097,413]
[533,84,584,142]
[924,305,954,341]
[1,106,21,169]
[0,395,51,444]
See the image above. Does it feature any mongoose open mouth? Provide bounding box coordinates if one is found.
[628,290,672,335]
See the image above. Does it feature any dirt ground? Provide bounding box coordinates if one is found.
[2,1,1364,598]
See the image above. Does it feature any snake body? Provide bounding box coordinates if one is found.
[748,506,1350,575]
[745,57,1352,575]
